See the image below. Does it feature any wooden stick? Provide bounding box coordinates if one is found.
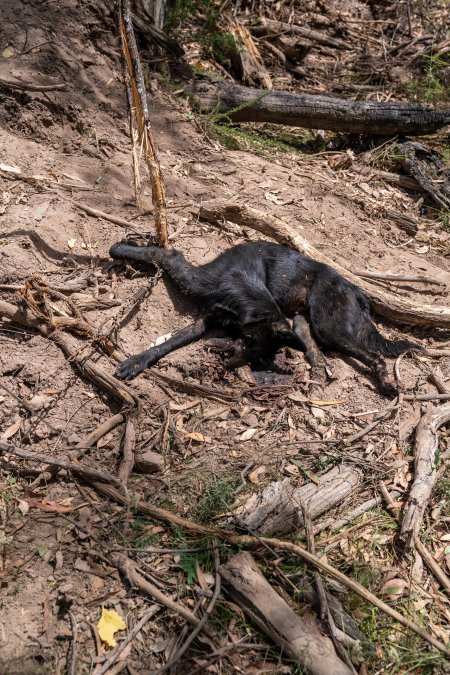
[118,419,135,484]
[198,200,450,328]
[28,413,125,489]
[72,201,135,229]
[154,550,221,675]
[111,552,205,627]
[0,299,138,406]
[414,537,450,596]
[1,442,127,494]
[244,536,450,657]
[0,77,67,91]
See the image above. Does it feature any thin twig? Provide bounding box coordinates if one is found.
[111,552,213,633]
[354,270,444,286]
[344,398,398,444]
[28,413,125,489]
[414,537,450,596]
[0,76,67,91]
[1,442,128,498]
[72,201,135,229]
[304,508,358,674]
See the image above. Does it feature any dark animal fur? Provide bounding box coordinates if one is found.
[109,240,422,394]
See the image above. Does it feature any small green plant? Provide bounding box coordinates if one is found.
[192,477,238,522]
[128,518,158,548]
[404,54,450,104]
[165,0,216,30]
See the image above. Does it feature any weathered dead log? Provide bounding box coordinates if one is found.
[400,403,450,548]
[399,140,450,210]
[220,552,352,675]
[234,465,362,535]
[198,200,450,328]
[186,76,450,136]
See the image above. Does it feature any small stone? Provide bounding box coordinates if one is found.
[33,422,52,441]
[134,450,164,474]
[28,394,51,411]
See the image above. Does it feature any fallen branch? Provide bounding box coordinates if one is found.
[254,17,353,51]
[0,299,138,406]
[154,550,221,674]
[354,270,445,286]
[0,77,67,91]
[414,537,450,596]
[226,19,272,89]
[234,465,362,535]
[400,403,450,548]
[198,200,450,328]
[72,201,136,229]
[111,552,208,628]
[0,442,128,496]
[400,140,450,210]
[28,413,125,489]
[304,509,358,673]
[220,552,353,674]
[187,76,450,136]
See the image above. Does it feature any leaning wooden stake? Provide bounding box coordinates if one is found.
[198,200,450,328]
[118,0,169,247]
[220,552,353,675]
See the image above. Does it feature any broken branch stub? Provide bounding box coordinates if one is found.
[198,200,450,328]
[234,465,362,535]
[220,552,353,675]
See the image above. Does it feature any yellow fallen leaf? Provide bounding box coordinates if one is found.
[184,432,212,443]
[98,607,126,648]
[67,238,77,249]
[2,46,15,58]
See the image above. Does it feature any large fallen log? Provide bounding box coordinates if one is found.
[198,200,450,328]
[234,465,362,536]
[186,76,450,136]
[220,552,353,675]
